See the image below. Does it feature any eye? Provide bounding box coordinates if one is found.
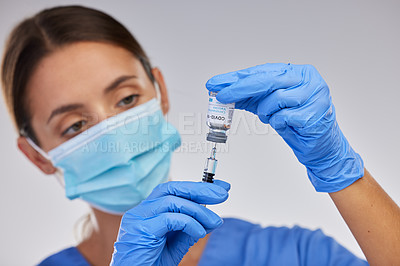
[117,94,138,107]
[62,120,87,137]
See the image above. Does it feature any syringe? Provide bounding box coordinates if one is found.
[203,143,218,184]
[202,90,234,206]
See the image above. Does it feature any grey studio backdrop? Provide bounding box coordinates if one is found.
[0,0,399,264]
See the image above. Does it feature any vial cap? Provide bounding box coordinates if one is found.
[206,132,227,143]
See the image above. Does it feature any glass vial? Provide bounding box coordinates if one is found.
[206,91,235,143]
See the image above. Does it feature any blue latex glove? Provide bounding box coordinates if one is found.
[110,180,230,265]
[206,63,364,192]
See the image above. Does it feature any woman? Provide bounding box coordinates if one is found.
[2,5,399,266]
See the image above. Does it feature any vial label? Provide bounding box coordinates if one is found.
[207,94,235,127]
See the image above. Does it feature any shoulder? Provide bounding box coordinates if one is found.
[200,218,368,266]
[37,247,89,266]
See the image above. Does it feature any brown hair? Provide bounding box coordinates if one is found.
[1,5,154,146]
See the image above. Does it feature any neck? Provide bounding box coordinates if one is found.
[77,208,122,266]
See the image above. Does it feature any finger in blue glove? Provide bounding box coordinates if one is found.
[111,180,230,266]
[206,63,364,193]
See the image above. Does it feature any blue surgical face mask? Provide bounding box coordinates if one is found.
[27,98,181,214]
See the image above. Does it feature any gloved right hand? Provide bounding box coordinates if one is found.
[110,180,230,266]
[206,63,364,193]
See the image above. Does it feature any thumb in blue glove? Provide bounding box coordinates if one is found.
[110,180,230,265]
[206,63,364,192]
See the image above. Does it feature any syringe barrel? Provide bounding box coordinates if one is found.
[202,172,215,183]
[204,157,218,175]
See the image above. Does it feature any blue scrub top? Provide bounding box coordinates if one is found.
[38,218,368,265]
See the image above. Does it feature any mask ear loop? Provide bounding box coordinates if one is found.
[25,137,51,161]
[24,137,65,187]
[154,79,171,129]
[154,79,162,105]
[53,168,65,187]
[140,56,161,105]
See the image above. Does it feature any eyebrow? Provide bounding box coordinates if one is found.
[103,75,137,94]
[46,75,138,124]
[47,103,84,124]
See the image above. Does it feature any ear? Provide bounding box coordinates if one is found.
[17,137,57,175]
[151,67,169,114]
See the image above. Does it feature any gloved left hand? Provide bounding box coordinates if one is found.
[206,63,364,192]
[111,180,230,265]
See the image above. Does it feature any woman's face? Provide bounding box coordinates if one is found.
[19,42,169,173]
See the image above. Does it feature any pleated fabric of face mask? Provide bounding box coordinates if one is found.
[30,98,181,214]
